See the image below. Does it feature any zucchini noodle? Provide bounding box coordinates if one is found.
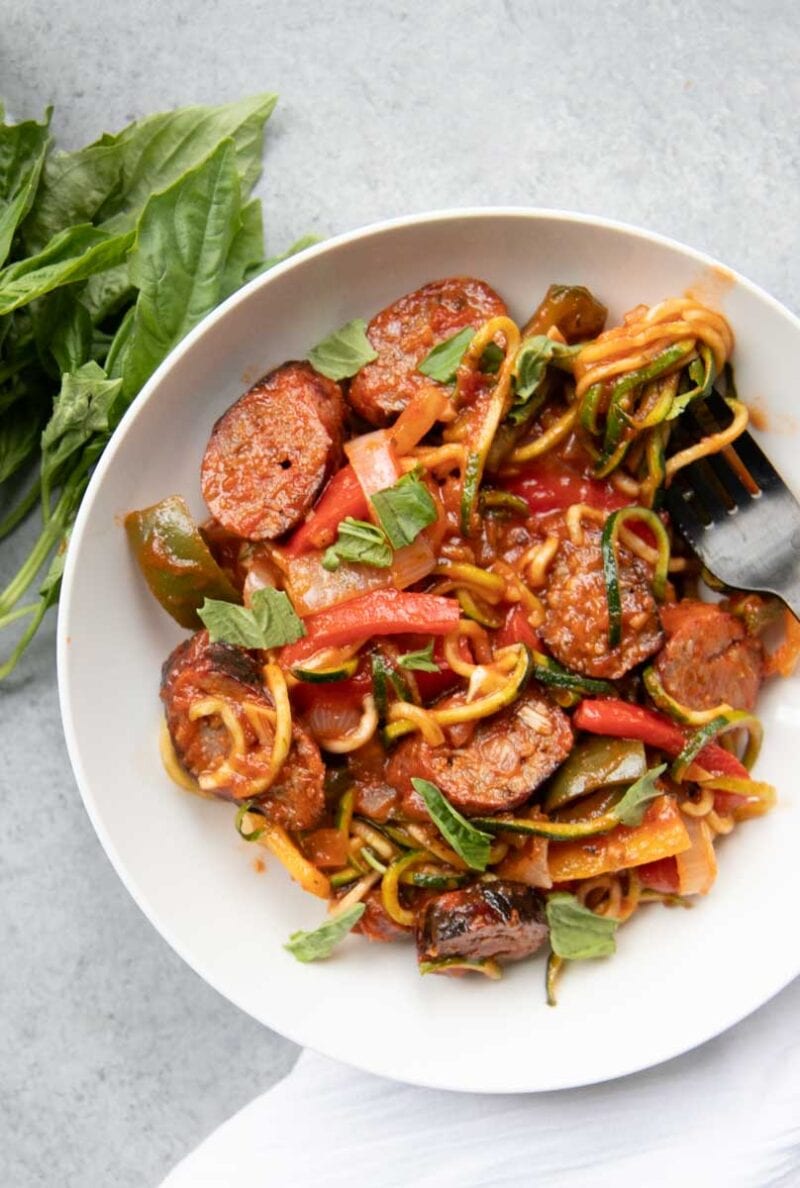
[518,535,561,588]
[665,398,749,480]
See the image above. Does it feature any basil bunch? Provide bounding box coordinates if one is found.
[0,95,312,677]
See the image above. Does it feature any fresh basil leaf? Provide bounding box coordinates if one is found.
[23,94,277,252]
[32,291,93,374]
[417,326,474,383]
[221,197,265,297]
[509,335,581,425]
[546,892,618,959]
[397,640,439,672]
[198,586,305,649]
[0,224,134,316]
[122,139,242,399]
[411,777,492,871]
[307,317,377,381]
[104,305,136,381]
[284,903,365,963]
[480,341,504,374]
[0,404,42,483]
[40,362,123,485]
[322,517,392,571]
[612,763,667,827]
[370,471,437,549]
[0,110,51,268]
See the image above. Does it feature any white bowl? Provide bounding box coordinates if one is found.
[59,209,800,1093]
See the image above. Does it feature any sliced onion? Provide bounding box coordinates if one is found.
[345,430,401,503]
[282,549,388,616]
[304,698,364,743]
[280,535,436,619]
[676,815,717,895]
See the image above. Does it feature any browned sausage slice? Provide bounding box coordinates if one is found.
[201,362,344,541]
[161,630,325,830]
[655,599,763,711]
[385,690,573,817]
[349,277,508,425]
[417,881,548,965]
[540,527,663,680]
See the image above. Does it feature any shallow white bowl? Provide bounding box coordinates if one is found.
[59,209,800,1093]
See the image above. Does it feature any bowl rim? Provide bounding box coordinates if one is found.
[57,206,800,1092]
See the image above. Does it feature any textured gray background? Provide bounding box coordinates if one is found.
[1,1,798,1185]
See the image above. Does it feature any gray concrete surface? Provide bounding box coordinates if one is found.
[1,1,798,1184]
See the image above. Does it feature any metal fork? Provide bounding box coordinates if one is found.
[664,392,800,617]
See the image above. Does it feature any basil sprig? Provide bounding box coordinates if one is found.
[545,892,618,959]
[284,904,366,962]
[397,639,439,672]
[417,326,474,382]
[371,471,437,548]
[307,318,377,381]
[411,778,492,871]
[613,763,667,826]
[508,336,581,425]
[198,586,305,649]
[322,517,392,571]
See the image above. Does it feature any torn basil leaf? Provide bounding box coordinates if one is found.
[612,763,667,827]
[417,326,474,383]
[370,471,437,549]
[284,904,366,962]
[199,586,305,649]
[307,317,377,381]
[411,777,492,871]
[545,892,618,959]
[397,639,439,672]
[322,517,392,571]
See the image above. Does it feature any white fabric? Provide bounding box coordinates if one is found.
[162,978,800,1188]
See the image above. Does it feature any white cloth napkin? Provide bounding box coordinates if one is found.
[161,978,800,1188]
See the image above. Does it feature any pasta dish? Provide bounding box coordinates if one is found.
[125,276,796,999]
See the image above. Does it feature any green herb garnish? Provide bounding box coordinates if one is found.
[411,777,492,871]
[545,892,619,959]
[0,94,308,678]
[397,639,439,672]
[612,764,667,827]
[371,471,437,549]
[417,326,474,382]
[508,335,580,424]
[322,517,392,571]
[307,318,377,381]
[199,587,305,649]
[284,904,366,962]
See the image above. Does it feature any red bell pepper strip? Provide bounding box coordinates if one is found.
[285,466,369,555]
[281,589,461,665]
[494,604,542,652]
[573,700,750,780]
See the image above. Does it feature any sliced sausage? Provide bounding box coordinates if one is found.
[385,690,573,818]
[354,889,412,943]
[161,630,325,829]
[417,881,548,964]
[655,598,763,711]
[349,277,508,425]
[201,362,344,541]
[540,527,663,679]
